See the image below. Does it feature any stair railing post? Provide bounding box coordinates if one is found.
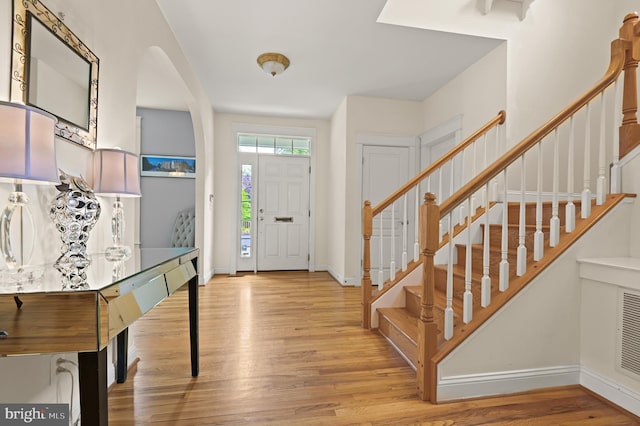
[417,192,439,402]
[618,13,640,158]
[362,201,373,329]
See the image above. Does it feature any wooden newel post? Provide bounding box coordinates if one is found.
[619,13,640,158]
[417,193,439,402]
[362,201,373,329]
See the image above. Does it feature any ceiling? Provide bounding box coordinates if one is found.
[138,0,503,119]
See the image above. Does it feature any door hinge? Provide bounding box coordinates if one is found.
[308,254,310,261]
[309,166,311,174]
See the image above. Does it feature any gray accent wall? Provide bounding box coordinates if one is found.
[138,107,195,248]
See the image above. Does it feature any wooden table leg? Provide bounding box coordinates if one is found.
[78,347,108,425]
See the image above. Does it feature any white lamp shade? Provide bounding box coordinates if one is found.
[93,148,141,197]
[0,101,58,184]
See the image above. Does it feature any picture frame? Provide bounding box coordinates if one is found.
[140,155,196,178]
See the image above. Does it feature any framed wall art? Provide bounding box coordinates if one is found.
[141,155,196,178]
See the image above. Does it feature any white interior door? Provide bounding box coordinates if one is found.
[257,155,310,270]
[362,145,411,285]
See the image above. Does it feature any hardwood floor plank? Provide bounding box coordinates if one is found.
[108,271,639,425]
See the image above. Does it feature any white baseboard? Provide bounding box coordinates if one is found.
[437,365,580,401]
[212,266,230,275]
[327,267,344,285]
[326,267,359,286]
[343,276,359,286]
[581,367,640,416]
[203,267,215,283]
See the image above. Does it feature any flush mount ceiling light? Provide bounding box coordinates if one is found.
[257,52,290,77]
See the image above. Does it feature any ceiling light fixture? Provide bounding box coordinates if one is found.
[257,52,290,77]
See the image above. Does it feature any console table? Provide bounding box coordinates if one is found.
[0,247,199,425]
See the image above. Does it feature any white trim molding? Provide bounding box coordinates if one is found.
[437,365,580,401]
[231,122,317,275]
[581,367,640,417]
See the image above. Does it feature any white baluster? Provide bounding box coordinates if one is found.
[445,211,454,340]
[534,142,544,261]
[481,182,491,307]
[378,210,384,289]
[438,168,444,240]
[581,103,592,218]
[550,129,560,247]
[414,189,420,262]
[463,197,473,324]
[597,92,607,205]
[459,149,467,225]
[517,155,527,277]
[402,193,408,271]
[491,126,500,202]
[470,140,477,214]
[611,78,622,193]
[481,133,488,208]
[390,202,396,281]
[499,168,509,292]
[566,116,576,233]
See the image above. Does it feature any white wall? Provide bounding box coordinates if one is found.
[138,108,196,248]
[0,0,214,414]
[422,43,507,141]
[580,275,640,410]
[328,99,348,283]
[212,112,330,274]
[382,0,634,194]
[343,96,423,285]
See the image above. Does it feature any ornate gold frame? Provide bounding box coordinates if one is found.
[10,0,99,150]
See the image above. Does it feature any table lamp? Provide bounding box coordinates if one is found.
[0,101,58,278]
[93,148,141,261]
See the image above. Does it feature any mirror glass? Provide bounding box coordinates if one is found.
[10,0,99,149]
[28,15,91,131]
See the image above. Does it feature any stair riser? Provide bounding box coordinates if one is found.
[482,224,548,252]
[406,289,421,318]
[378,314,418,367]
[405,287,462,332]
[433,268,500,311]
[506,200,587,225]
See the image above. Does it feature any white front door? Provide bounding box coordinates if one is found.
[257,155,310,270]
[362,145,411,285]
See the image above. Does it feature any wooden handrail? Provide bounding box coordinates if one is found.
[371,110,506,216]
[439,38,627,218]
[361,109,505,329]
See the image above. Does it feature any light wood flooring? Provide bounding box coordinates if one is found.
[108,271,640,425]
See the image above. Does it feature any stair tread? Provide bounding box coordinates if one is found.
[377,307,418,342]
[405,286,465,312]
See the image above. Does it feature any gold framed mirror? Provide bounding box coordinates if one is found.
[10,0,99,150]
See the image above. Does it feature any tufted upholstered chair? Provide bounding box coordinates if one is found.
[171,208,196,247]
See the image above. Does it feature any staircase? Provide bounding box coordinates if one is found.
[377,200,582,368]
[362,12,640,403]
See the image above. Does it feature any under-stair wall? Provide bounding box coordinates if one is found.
[436,198,634,401]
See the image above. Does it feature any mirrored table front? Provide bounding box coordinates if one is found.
[0,247,200,425]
